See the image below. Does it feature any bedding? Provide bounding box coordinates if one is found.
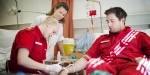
[0,29,18,71]
[141,29,150,36]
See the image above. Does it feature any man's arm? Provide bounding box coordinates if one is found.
[59,55,90,75]
[54,41,64,60]
[17,48,62,73]
[17,48,46,70]
[135,32,150,62]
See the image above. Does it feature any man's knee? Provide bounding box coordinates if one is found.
[119,69,142,75]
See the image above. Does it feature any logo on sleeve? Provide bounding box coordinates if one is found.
[100,40,110,43]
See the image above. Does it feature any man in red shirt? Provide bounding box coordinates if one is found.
[59,7,150,75]
[9,17,62,74]
[9,2,69,75]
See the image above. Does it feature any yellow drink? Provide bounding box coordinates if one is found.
[63,44,75,56]
[63,38,75,56]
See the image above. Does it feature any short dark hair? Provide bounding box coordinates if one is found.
[47,2,69,23]
[55,2,69,11]
[104,7,127,20]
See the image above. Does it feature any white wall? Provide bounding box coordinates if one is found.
[0,0,17,25]
[73,0,150,19]
[0,0,51,26]
[17,0,51,24]
[0,0,150,37]
[1,0,150,25]
[73,0,150,37]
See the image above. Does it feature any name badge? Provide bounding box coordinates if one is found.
[35,41,42,46]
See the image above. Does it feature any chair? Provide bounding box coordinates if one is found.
[5,60,11,73]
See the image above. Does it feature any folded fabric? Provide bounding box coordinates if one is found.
[75,31,94,52]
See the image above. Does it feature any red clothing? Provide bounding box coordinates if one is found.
[9,26,47,73]
[86,27,150,75]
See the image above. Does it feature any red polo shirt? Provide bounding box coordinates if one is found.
[9,26,47,73]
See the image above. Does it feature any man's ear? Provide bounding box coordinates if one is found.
[121,18,125,22]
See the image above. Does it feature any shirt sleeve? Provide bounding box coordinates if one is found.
[140,32,150,58]
[31,15,47,26]
[86,37,101,58]
[15,30,34,52]
[57,23,64,42]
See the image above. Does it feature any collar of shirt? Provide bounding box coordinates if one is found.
[34,26,45,40]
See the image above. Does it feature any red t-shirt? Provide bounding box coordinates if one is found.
[86,27,150,61]
[9,26,47,73]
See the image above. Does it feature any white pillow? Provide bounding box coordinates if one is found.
[0,29,18,71]
[141,29,150,36]
[93,30,109,40]
[0,29,18,48]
